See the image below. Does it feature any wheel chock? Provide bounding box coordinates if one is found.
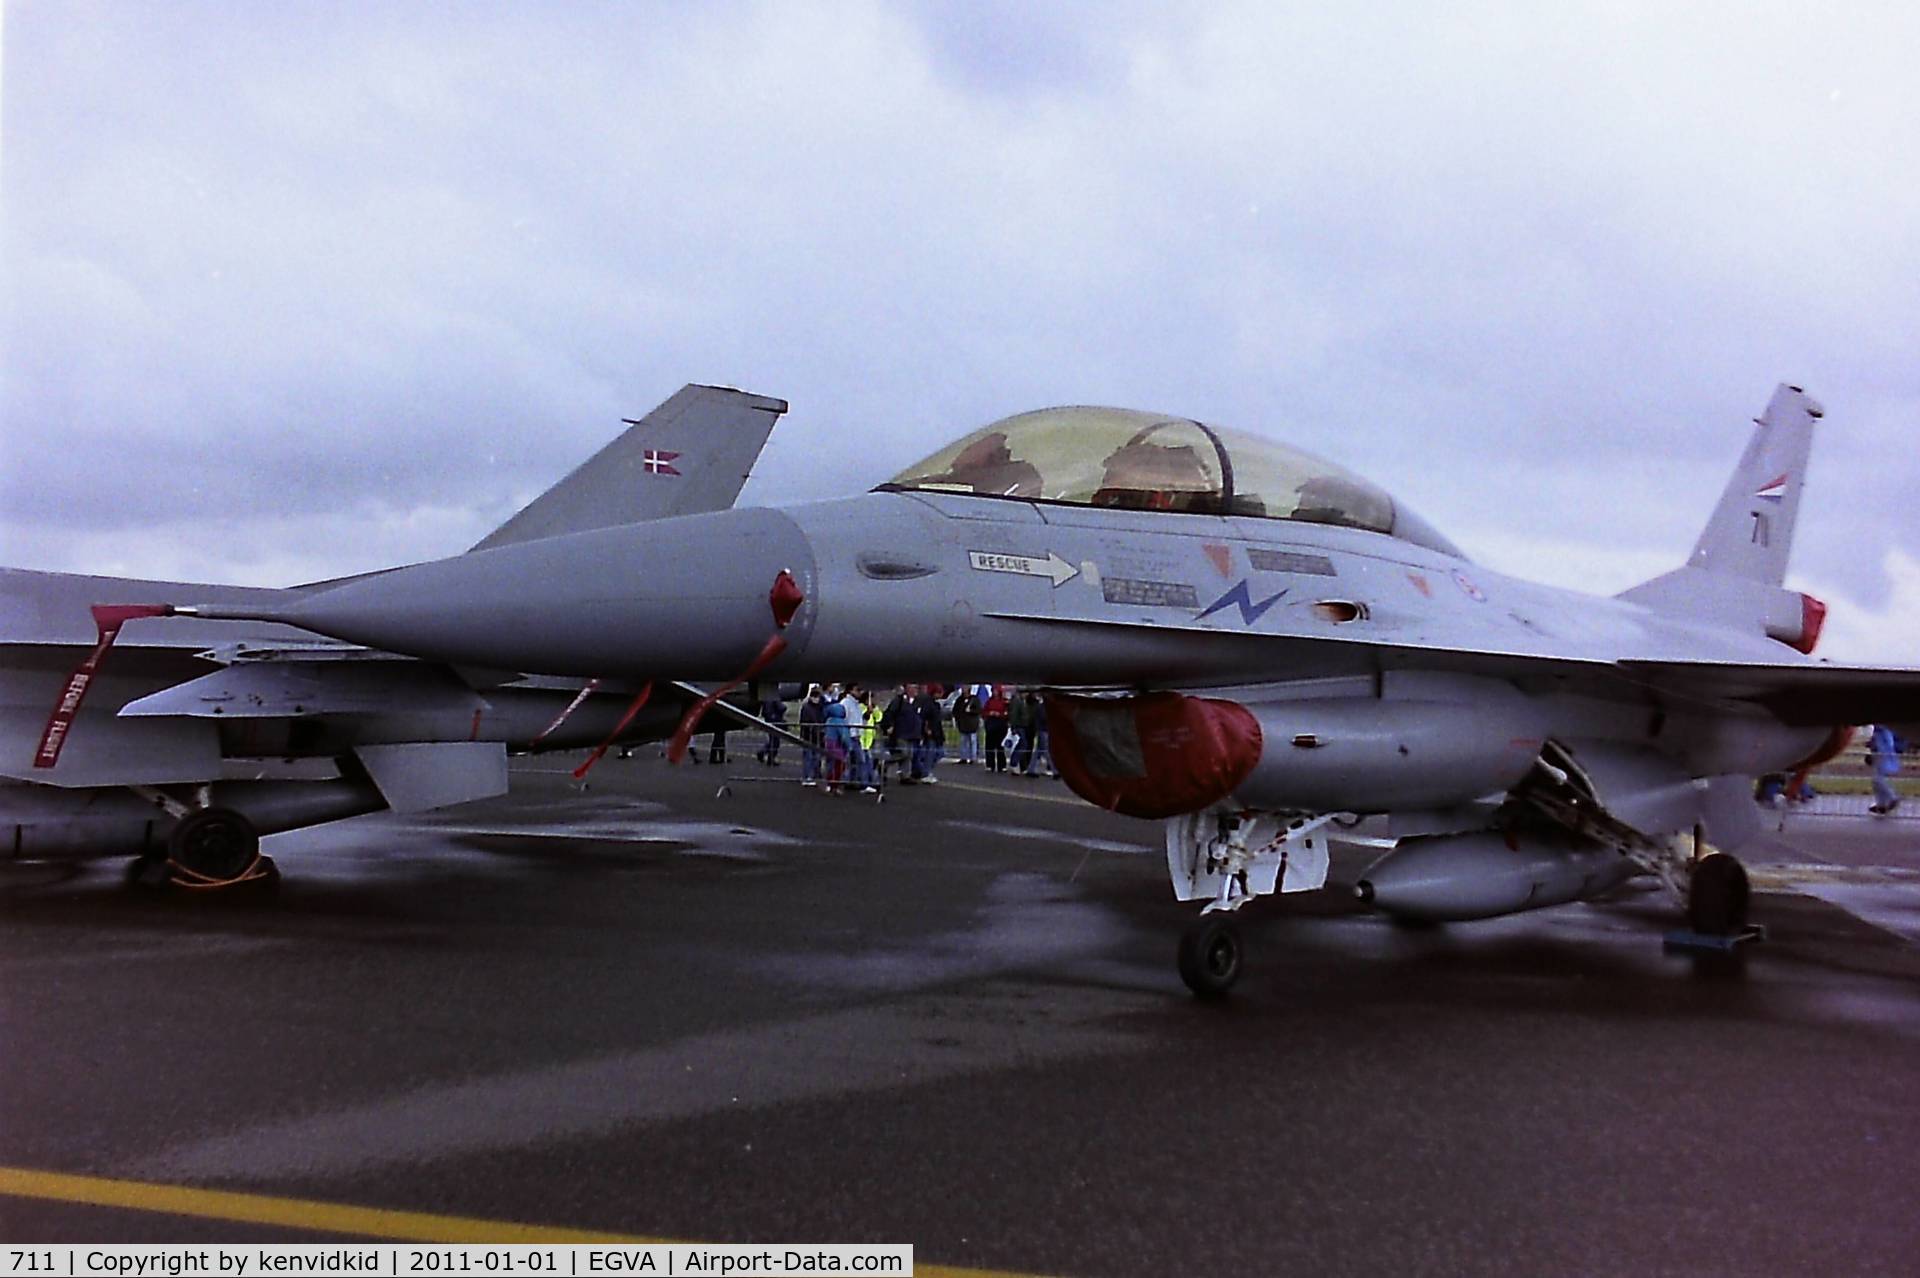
[1663,923,1767,954]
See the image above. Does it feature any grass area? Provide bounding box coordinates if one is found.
[1808,743,1915,797]
[1805,774,1920,797]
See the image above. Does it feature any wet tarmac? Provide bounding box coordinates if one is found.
[3,754,1919,1275]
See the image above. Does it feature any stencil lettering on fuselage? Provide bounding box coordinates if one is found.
[1246,548,1337,577]
[1103,578,1201,608]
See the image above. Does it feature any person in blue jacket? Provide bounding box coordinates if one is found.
[1868,723,1903,815]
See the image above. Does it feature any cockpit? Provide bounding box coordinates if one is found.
[879,406,1462,556]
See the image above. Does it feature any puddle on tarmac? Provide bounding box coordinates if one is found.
[771,871,1134,992]
[943,818,1151,856]
[261,795,799,883]
[1789,881,1920,945]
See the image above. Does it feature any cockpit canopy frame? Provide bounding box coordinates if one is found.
[878,406,1462,557]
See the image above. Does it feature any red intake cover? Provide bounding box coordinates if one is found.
[1047,691,1262,819]
[768,570,804,629]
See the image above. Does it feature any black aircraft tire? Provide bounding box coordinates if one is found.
[1687,853,1751,936]
[1178,916,1244,1000]
[167,808,260,883]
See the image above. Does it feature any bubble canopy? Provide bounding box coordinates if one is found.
[879,406,1463,556]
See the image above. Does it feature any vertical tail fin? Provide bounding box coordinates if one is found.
[470,384,787,552]
[1619,384,1827,652]
[1685,383,1823,586]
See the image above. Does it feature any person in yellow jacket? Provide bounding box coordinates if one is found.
[843,685,879,793]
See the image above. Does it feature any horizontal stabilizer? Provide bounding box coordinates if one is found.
[471,384,787,551]
[352,741,508,812]
[121,660,487,719]
[194,640,396,664]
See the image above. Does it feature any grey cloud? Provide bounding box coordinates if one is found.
[4,2,1915,647]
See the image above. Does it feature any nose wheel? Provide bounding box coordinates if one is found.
[1178,915,1244,999]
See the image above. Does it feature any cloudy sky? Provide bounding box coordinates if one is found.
[5,1,1915,661]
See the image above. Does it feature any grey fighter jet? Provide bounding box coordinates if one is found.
[143,386,1920,993]
[3,385,787,888]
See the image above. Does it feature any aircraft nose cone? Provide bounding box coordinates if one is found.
[279,507,816,679]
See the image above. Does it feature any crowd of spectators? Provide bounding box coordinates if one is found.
[726,683,1057,794]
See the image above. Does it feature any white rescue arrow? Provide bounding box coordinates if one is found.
[967,549,1080,587]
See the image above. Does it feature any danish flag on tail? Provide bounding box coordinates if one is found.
[1754,472,1789,502]
[642,450,681,476]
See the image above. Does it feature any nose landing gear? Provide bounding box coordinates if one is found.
[1166,809,1340,998]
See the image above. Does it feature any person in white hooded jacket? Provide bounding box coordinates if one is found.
[841,686,876,792]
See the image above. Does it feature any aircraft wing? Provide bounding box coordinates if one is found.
[469,384,788,551]
[982,606,1602,681]
[983,608,1920,725]
[1616,659,1920,726]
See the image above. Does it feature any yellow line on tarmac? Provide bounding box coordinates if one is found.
[0,1167,1050,1277]
[0,1167,640,1242]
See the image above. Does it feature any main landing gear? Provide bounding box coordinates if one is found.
[1517,759,1763,955]
[1663,849,1761,959]
[125,792,277,893]
[1686,851,1751,936]
[1621,817,1762,953]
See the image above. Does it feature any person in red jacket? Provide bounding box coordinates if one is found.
[982,684,1011,773]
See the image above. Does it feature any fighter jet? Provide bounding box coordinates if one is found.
[3,385,788,889]
[128,385,1920,994]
